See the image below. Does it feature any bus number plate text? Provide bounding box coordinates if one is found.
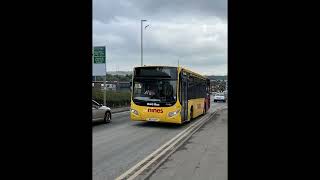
[147,118,159,122]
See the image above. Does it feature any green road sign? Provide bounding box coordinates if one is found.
[94,57,105,64]
[93,46,106,64]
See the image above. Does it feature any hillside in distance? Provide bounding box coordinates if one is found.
[105,71,227,81]
[107,71,133,76]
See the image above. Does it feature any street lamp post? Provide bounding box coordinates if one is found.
[141,20,147,66]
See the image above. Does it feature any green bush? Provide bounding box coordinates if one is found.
[92,89,131,108]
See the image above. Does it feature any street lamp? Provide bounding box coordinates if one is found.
[141,19,147,66]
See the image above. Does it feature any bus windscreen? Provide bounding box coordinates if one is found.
[133,79,177,105]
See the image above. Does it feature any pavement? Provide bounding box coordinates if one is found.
[148,107,228,180]
[92,99,227,180]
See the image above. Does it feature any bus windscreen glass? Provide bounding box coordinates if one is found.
[133,79,177,105]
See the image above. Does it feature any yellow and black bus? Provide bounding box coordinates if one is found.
[130,66,210,124]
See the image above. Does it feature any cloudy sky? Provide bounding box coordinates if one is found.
[93,0,227,75]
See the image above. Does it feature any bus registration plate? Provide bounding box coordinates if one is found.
[147,118,159,122]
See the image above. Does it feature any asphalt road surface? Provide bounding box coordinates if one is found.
[92,98,226,180]
[148,108,228,180]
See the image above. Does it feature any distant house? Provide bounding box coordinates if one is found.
[210,79,227,92]
[117,82,131,92]
[92,81,131,92]
[92,81,117,91]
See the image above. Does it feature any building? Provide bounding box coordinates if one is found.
[92,81,117,91]
[117,82,131,92]
[210,79,226,92]
[92,81,131,92]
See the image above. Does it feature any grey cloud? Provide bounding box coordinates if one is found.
[93,0,141,23]
[93,0,227,75]
[93,0,227,23]
[132,0,227,19]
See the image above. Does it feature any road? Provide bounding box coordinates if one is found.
[148,107,228,180]
[92,98,226,180]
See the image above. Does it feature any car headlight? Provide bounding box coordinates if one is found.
[168,109,180,117]
[131,109,139,116]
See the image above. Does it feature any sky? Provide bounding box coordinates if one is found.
[93,0,227,76]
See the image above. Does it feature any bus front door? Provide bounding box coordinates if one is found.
[181,80,188,122]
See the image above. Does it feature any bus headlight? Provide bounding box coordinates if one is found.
[168,109,180,117]
[131,109,139,116]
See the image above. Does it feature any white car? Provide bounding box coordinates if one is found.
[92,100,112,123]
[213,93,226,102]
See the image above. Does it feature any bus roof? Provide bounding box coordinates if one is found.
[133,65,209,80]
[179,67,208,80]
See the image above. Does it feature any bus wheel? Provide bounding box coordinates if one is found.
[203,103,206,114]
[190,107,193,121]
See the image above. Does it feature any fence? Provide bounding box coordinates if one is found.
[92,87,131,108]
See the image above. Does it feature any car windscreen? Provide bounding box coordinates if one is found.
[92,100,100,106]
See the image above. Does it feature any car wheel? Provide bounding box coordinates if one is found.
[104,112,111,123]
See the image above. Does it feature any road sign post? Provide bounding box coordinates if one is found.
[93,46,107,106]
